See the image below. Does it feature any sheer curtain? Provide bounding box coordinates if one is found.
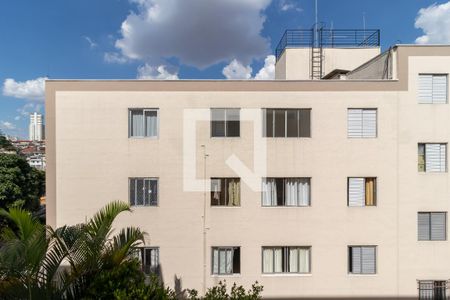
[213,249,219,274]
[219,250,226,274]
[299,248,310,273]
[145,110,158,137]
[225,249,232,274]
[263,249,273,273]
[262,179,277,206]
[131,110,144,137]
[285,178,310,206]
[289,248,299,273]
[274,248,283,272]
[211,179,221,204]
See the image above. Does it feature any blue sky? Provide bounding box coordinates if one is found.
[0,0,448,138]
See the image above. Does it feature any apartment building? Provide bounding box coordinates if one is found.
[46,29,450,299]
[29,112,44,141]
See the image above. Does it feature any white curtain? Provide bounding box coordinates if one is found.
[285,179,310,206]
[145,110,158,137]
[299,248,310,273]
[289,248,299,273]
[131,110,144,137]
[211,179,221,203]
[225,249,232,274]
[219,249,226,274]
[263,249,273,273]
[150,248,158,268]
[213,249,219,274]
[262,178,277,206]
[274,248,283,273]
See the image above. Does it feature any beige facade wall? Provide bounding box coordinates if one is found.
[275,47,380,80]
[46,46,450,298]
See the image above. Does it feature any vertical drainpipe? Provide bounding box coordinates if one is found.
[201,145,208,295]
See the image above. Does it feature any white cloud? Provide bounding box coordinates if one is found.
[1,121,15,130]
[104,52,129,64]
[16,103,42,118]
[279,0,302,12]
[223,55,275,80]
[83,36,97,48]
[2,77,46,101]
[137,64,179,79]
[113,0,271,69]
[222,59,253,79]
[255,55,276,80]
[415,1,450,44]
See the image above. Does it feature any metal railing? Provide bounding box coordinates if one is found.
[275,28,380,61]
[275,29,314,60]
[320,29,380,48]
[418,280,449,300]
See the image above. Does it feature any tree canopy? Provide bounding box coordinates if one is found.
[0,153,45,211]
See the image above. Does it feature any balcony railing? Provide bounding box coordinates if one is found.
[275,29,380,61]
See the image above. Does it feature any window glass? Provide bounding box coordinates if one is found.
[226,109,240,137]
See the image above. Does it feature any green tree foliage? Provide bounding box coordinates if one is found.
[0,134,16,153]
[0,201,145,299]
[0,154,44,211]
[187,281,263,300]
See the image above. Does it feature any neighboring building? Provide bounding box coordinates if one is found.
[11,139,46,170]
[46,29,450,298]
[27,153,46,170]
[29,112,44,141]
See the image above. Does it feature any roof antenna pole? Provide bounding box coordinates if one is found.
[314,0,318,47]
[363,12,366,40]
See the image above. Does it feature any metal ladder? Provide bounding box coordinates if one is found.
[311,46,323,80]
[311,26,323,80]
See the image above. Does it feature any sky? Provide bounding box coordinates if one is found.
[0,0,449,138]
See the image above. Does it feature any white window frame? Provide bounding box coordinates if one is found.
[418,74,448,104]
[262,108,311,138]
[128,108,159,138]
[137,247,159,274]
[347,177,377,207]
[211,246,240,275]
[261,177,311,207]
[348,245,377,275]
[129,177,159,207]
[261,246,311,274]
[418,212,447,241]
[418,143,447,173]
[347,108,378,138]
[210,108,241,138]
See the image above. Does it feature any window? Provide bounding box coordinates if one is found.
[212,247,240,275]
[137,247,159,274]
[211,108,240,137]
[418,212,447,241]
[418,280,448,300]
[418,74,448,104]
[347,109,377,138]
[418,143,447,172]
[129,109,158,138]
[262,246,311,274]
[211,178,240,206]
[262,178,310,207]
[129,178,158,206]
[347,177,376,207]
[348,246,376,274]
[263,109,311,137]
